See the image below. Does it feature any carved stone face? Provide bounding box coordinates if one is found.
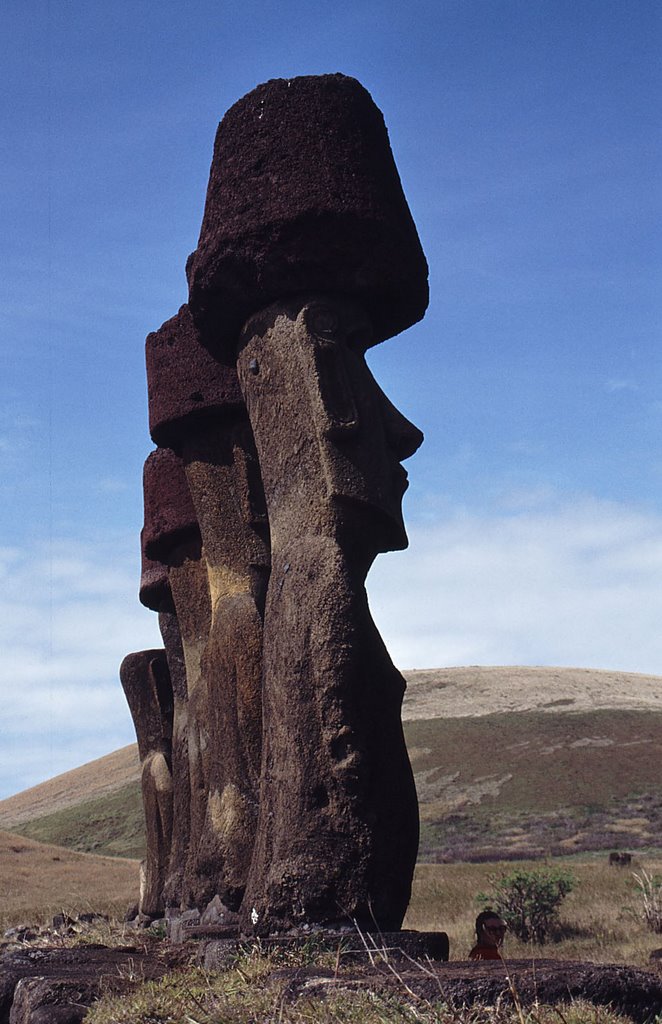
[300,298,423,550]
[238,295,423,554]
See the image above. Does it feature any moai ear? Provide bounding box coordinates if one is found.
[231,422,268,529]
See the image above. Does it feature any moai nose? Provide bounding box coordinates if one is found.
[381,391,424,462]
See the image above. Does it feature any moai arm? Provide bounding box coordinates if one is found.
[119,649,173,918]
[146,305,269,910]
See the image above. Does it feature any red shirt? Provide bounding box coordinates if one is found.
[469,943,502,960]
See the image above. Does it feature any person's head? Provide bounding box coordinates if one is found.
[475,910,507,947]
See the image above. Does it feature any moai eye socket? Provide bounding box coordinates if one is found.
[299,303,360,439]
[305,304,341,341]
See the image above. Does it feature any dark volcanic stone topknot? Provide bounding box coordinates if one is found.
[187,73,428,358]
[146,304,243,448]
[142,448,200,562]
[139,537,171,611]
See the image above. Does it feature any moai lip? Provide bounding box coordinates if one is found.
[186,73,428,357]
[146,304,243,449]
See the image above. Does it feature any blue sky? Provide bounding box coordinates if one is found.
[1,0,660,798]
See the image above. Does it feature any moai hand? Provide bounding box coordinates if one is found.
[187,74,427,933]
[119,648,173,918]
[146,305,269,910]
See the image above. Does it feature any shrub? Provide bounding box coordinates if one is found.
[632,869,662,933]
[478,867,575,944]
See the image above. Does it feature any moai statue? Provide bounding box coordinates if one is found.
[186,74,427,933]
[146,305,269,910]
[142,446,213,907]
[119,647,173,918]
[138,544,190,908]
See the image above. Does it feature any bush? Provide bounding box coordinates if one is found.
[478,867,575,944]
[632,869,662,933]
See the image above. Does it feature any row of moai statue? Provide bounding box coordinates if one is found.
[120,73,429,936]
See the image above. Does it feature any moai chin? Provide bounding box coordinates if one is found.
[187,74,427,933]
[146,305,269,910]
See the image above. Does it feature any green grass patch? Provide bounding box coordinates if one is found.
[12,782,145,859]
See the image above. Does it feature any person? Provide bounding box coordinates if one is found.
[469,910,507,960]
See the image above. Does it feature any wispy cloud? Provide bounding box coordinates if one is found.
[0,535,161,798]
[605,378,639,393]
[368,496,662,675]
[2,496,661,799]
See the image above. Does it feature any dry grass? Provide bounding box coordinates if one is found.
[405,855,662,967]
[0,829,139,932]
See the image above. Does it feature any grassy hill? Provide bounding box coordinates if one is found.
[2,667,661,863]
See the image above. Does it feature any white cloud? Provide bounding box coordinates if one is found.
[2,496,662,799]
[0,535,161,799]
[605,378,639,393]
[367,496,662,675]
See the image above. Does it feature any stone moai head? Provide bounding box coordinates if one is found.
[145,304,268,565]
[238,294,423,556]
[181,74,426,933]
[146,304,243,450]
[187,73,428,358]
[186,74,427,558]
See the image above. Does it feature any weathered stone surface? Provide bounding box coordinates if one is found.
[158,608,190,907]
[145,308,270,912]
[138,543,170,612]
[146,304,243,448]
[236,295,422,934]
[0,945,182,1024]
[266,958,662,1022]
[10,977,94,1023]
[142,447,199,563]
[179,421,268,911]
[408,959,662,1024]
[135,516,191,910]
[141,449,213,907]
[187,74,428,356]
[199,930,449,968]
[120,649,173,917]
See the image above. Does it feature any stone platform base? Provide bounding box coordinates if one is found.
[197,929,450,969]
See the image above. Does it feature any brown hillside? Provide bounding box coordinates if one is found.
[0,745,140,829]
[0,830,139,929]
[1,666,661,833]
